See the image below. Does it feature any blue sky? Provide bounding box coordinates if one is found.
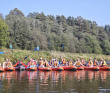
[0,0,110,26]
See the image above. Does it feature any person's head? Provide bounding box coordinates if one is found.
[44,58,46,61]
[53,59,55,62]
[19,59,21,62]
[77,58,80,61]
[6,59,8,62]
[101,58,104,61]
[8,59,10,62]
[89,58,91,61]
[94,58,96,61]
[40,58,42,60]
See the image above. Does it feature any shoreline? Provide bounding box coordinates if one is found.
[0,48,110,63]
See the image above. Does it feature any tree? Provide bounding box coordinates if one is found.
[0,18,9,47]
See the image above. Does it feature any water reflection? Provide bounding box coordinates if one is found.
[0,70,110,93]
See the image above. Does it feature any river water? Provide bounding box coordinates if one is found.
[0,69,110,93]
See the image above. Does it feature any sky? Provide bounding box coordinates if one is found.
[0,0,110,26]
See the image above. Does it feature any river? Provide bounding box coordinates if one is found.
[0,69,110,93]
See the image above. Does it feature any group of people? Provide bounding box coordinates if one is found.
[3,59,13,68]
[1,57,108,68]
[37,57,108,67]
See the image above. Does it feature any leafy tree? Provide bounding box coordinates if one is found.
[0,18,9,47]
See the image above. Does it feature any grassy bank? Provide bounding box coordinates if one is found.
[0,48,110,64]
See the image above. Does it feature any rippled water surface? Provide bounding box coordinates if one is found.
[0,69,110,93]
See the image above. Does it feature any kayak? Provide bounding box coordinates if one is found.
[27,65,37,71]
[38,67,52,71]
[13,62,26,70]
[76,66,84,70]
[52,66,64,71]
[5,67,15,71]
[27,67,37,71]
[14,66,25,71]
[99,66,110,70]
[84,66,99,71]
[0,67,5,72]
[62,66,77,71]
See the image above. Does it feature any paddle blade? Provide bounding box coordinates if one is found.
[10,44,12,49]
[34,48,37,51]
[37,46,39,51]
[49,41,51,46]
[62,44,64,49]
[24,56,27,59]
[0,51,4,54]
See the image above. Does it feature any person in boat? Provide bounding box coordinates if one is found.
[39,58,43,66]
[3,59,8,68]
[50,58,54,66]
[0,63,1,67]
[88,58,93,67]
[28,57,36,67]
[81,58,86,66]
[62,59,67,66]
[74,58,83,67]
[17,60,24,67]
[100,58,108,67]
[53,59,59,67]
[6,59,13,67]
[68,58,73,66]
[43,58,49,67]
[93,58,99,66]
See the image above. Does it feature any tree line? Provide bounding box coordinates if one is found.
[0,8,110,55]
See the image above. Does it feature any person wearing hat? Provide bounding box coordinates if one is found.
[54,59,59,67]
[88,58,93,67]
[93,58,99,66]
[100,58,108,67]
[74,58,83,67]
[39,58,43,66]
[68,58,73,66]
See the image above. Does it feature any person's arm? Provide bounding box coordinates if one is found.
[73,62,77,65]
[80,62,84,66]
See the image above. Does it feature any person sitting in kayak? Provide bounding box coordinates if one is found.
[62,59,67,66]
[68,58,73,66]
[0,63,1,66]
[39,58,43,66]
[74,58,83,67]
[43,58,49,67]
[88,58,93,67]
[17,60,23,67]
[81,58,86,66]
[50,58,54,66]
[53,59,59,67]
[3,59,8,68]
[93,58,99,66]
[6,59,13,67]
[100,58,108,67]
[28,57,36,67]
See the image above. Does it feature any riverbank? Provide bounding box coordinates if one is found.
[0,48,110,63]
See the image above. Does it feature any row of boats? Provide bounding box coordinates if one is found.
[0,61,110,72]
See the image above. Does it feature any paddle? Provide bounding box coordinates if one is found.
[10,44,14,57]
[0,51,4,54]
[37,46,39,59]
[24,47,37,59]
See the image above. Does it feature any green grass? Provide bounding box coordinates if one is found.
[0,48,110,64]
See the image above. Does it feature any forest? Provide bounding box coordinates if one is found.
[0,8,110,55]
